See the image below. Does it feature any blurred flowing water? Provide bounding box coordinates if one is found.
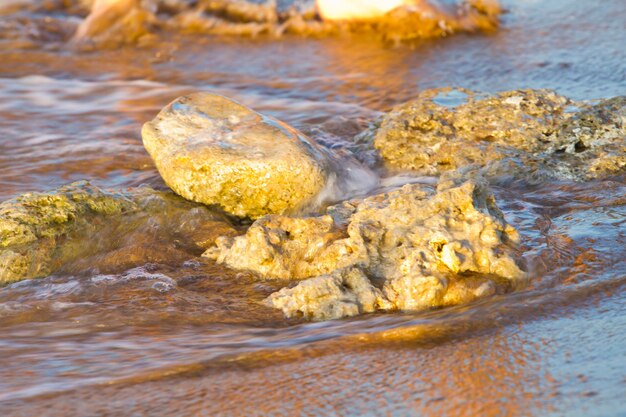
[0,0,625,415]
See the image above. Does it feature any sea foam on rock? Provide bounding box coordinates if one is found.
[205,175,526,320]
[142,92,377,219]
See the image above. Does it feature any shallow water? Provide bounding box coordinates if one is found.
[0,0,625,415]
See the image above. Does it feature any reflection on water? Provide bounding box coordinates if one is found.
[0,0,625,415]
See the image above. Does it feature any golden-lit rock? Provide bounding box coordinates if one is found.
[374,88,571,175]
[265,267,390,321]
[206,177,526,320]
[0,181,135,283]
[373,88,625,181]
[0,182,235,284]
[72,0,154,47]
[143,93,375,219]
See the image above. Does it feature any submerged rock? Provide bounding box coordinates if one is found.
[205,176,526,319]
[0,181,236,284]
[143,93,375,219]
[0,181,135,283]
[373,88,625,181]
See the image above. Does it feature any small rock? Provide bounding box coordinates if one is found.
[372,88,625,181]
[265,267,389,321]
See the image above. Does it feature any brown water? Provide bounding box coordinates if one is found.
[0,0,625,415]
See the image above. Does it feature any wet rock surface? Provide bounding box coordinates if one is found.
[265,267,389,321]
[0,181,134,283]
[0,0,502,48]
[373,88,625,181]
[142,92,375,219]
[546,97,626,180]
[206,176,525,319]
[0,181,236,284]
[164,0,500,41]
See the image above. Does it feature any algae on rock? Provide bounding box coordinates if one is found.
[0,181,136,283]
[0,181,236,284]
[205,177,526,320]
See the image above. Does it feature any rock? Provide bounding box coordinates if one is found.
[265,267,390,321]
[0,181,134,249]
[72,0,155,48]
[373,88,625,181]
[545,97,626,180]
[142,93,376,219]
[205,177,526,319]
[205,214,355,279]
[164,0,500,40]
[373,88,571,176]
[0,181,236,284]
[0,181,136,283]
[374,0,501,43]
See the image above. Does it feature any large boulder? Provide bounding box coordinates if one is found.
[142,93,374,219]
[205,176,526,320]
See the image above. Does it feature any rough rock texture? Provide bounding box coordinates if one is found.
[266,267,390,321]
[205,177,526,319]
[0,181,136,283]
[373,88,571,175]
[545,97,626,180]
[373,88,625,181]
[0,181,236,284]
[143,93,375,219]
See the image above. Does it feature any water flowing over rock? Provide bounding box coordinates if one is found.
[205,176,526,320]
[0,181,134,283]
[372,88,626,181]
[0,181,236,284]
[142,92,376,219]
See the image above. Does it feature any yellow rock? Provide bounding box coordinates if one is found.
[206,177,527,320]
[142,93,335,219]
